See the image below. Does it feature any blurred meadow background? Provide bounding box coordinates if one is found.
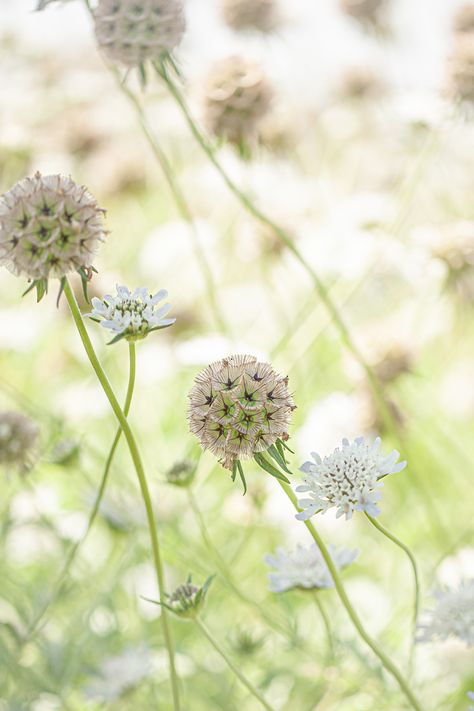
[1,0,474,709]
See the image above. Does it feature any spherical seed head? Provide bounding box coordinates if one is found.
[166,460,196,487]
[296,436,406,521]
[0,411,39,471]
[203,56,274,146]
[418,580,474,646]
[432,221,474,301]
[0,172,106,282]
[188,354,295,471]
[454,4,474,35]
[340,0,387,25]
[220,0,280,34]
[449,36,474,103]
[94,0,186,68]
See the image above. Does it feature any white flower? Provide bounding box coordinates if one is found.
[84,645,154,701]
[417,580,474,647]
[265,543,358,593]
[296,436,406,521]
[89,284,175,342]
[469,691,474,711]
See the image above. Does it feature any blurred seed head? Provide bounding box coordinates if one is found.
[232,626,266,656]
[166,459,196,487]
[188,354,295,470]
[50,438,80,467]
[202,56,274,150]
[372,344,414,385]
[417,579,474,646]
[94,0,186,68]
[338,66,385,101]
[0,411,39,472]
[454,4,474,35]
[449,36,474,104]
[0,172,106,282]
[432,221,474,302]
[340,0,389,30]
[220,0,280,34]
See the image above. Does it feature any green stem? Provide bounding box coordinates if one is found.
[195,617,275,711]
[313,593,335,661]
[156,63,395,428]
[63,279,181,711]
[24,343,136,640]
[365,513,420,673]
[276,479,423,711]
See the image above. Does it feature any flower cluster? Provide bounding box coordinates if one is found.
[0,411,39,472]
[296,437,406,521]
[188,354,295,470]
[94,0,186,68]
[0,172,105,283]
[220,0,280,34]
[265,543,358,593]
[418,580,474,647]
[88,285,175,342]
[202,56,273,147]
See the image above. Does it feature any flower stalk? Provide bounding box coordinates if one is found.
[63,278,181,711]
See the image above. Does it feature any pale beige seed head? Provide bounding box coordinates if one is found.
[221,0,280,34]
[94,0,186,68]
[340,0,387,26]
[202,56,274,146]
[449,36,474,103]
[454,4,474,35]
[188,354,295,470]
[432,221,474,302]
[0,411,39,471]
[0,172,106,281]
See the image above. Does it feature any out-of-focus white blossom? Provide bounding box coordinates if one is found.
[418,580,474,647]
[296,436,406,521]
[265,543,358,592]
[84,645,154,701]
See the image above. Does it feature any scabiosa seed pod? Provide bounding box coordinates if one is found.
[202,56,274,149]
[340,0,388,29]
[454,4,474,35]
[432,221,474,302]
[220,0,280,34]
[188,354,295,471]
[265,543,358,593]
[94,0,186,68]
[296,436,406,521]
[417,580,474,646]
[449,36,474,103]
[0,411,39,472]
[166,460,196,487]
[0,172,105,287]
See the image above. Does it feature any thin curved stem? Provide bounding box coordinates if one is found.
[195,617,275,711]
[24,343,136,640]
[313,593,335,661]
[276,479,423,711]
[63,279,181,711]
[365,513,420,673]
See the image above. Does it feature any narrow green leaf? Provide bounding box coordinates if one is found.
[253,453,290,483]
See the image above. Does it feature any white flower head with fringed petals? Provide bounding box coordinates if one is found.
[296,436,406,521]
[265,543,358,593]
[88,285,175,343]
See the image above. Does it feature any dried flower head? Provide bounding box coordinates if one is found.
[296,436,406,521]
[188,354,295,471]
[165,576,213,619]
[454,4,474,35]
[372,344,414,385]
[340,0,388,28]
[0,172,105,289]
[166,460,196,487]
[449,36,474,103]
[265,543,358,593]
[432,221,474,302]
[0,411,39,472]
[220,0,280,33]
[88,285,175,343]
[94,0,186,68]
[418,580,474,646]
[339,66,384,100]
[202,56,274,148]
